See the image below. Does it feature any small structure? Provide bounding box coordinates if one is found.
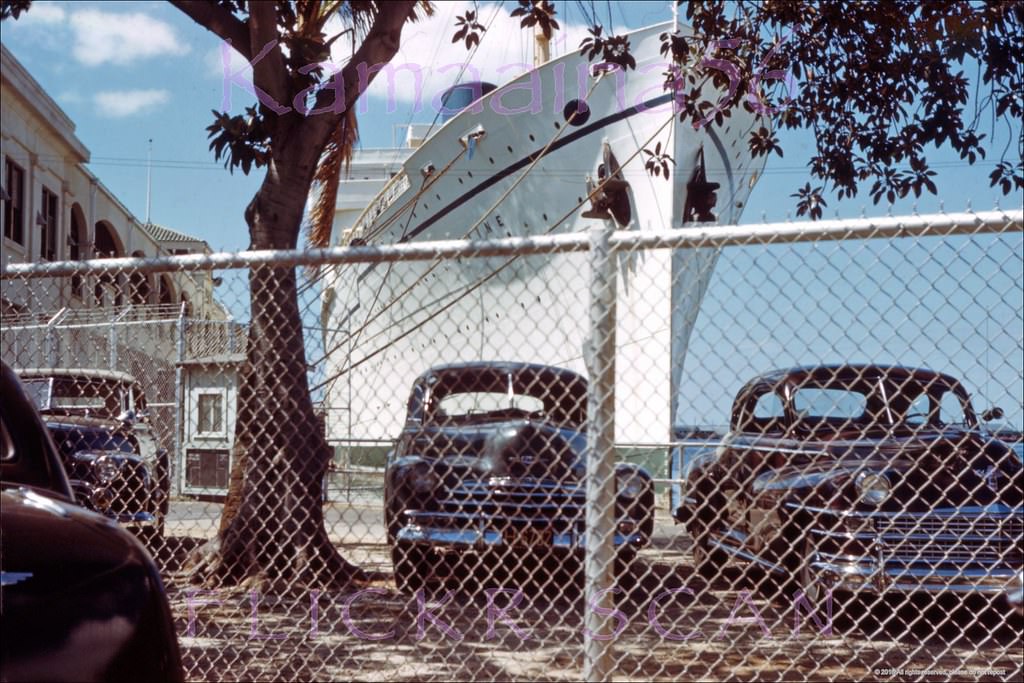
[177,354,243,497]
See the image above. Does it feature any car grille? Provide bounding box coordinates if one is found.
[436,479,584,531]
[874,513,1023,566]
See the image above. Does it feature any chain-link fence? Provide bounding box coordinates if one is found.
[2,209,1022,681]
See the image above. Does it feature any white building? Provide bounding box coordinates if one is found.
[0,44,221,319]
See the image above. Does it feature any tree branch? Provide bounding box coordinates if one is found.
[248,0,291,118]
[170,0,251,59]
[310,0,418,139]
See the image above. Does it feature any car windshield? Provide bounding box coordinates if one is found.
[423,367,587,427]
[50,427,136,456]
[23,377,126,418]
[789,374,972,431]
[437,391,545,420]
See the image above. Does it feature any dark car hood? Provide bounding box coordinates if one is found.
[403,419,586,482]
[0,487,156,680]
[749,428,1023,511]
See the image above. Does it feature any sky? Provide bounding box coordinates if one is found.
[2,1,1022,426]
[2,0,1019,253]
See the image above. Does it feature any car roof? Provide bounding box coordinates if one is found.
[748,364,961,389]
[45,416,124,431]
[415,361,586,384]
[16,367,138,384]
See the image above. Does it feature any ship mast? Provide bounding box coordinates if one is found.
[534,21,549,67]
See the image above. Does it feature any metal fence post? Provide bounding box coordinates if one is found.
[45,308,67,367]
[172,302,187,497]
[109,311,117,368]
[583,219,617,682]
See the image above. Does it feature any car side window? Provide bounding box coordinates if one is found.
[939,390,967,426]
[906,393,931,425]
[753,392,785,418]
[747,390,786,433]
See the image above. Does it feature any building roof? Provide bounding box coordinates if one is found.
[1,45,89,163]
[142,222,206,244]
[177,354,247,367]
[15,367,139,384]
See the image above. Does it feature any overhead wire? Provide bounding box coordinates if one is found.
[315,71,608,371]
[311,101,680,389]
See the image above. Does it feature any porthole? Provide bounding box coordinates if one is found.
[563,100,591,126]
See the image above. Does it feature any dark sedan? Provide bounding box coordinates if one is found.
[47,416,165,543]
[0,362,182,682]
[674,364,1023,619]
[385,361,654,593]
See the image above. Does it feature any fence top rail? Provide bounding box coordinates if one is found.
[0,303,185,326]
[2,210,1019,279]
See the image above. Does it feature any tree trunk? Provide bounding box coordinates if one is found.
[182,0,419,589]
[190,141,362,589]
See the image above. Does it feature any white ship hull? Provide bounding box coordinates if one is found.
[322,22,767,443]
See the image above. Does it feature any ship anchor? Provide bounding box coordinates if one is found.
[583,142,632,227]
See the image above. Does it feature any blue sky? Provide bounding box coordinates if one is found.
[3,1,1021,426]
[2,0,1019,253]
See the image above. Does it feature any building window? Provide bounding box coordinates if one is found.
[4,158,25,245]
[196,391,225,435]
[40,186,59,261]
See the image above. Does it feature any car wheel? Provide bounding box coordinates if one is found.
[392,542,436,595]
[793,536,860,631]
[689,517,728,584]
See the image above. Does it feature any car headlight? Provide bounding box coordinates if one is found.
[616,468,646,500]
[94,455,123,484]
[855,471,891,505]
[406,461,439,494]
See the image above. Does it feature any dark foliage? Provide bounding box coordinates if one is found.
[579,25,637,71]
[0,0,31,20]
[511,0,560,39]
[643,141,675,178]
[452,8,486,50]
[583,1,1024,213]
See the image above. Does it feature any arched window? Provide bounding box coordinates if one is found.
[128,250,150,305]
[69,204,87,298]
[94,221,123,307]
[158,275,174,306]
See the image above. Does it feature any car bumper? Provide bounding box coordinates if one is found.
[395,512,647,552]
[808,550,1021,595]
[72,482,158,527]
[797,506,1024,596]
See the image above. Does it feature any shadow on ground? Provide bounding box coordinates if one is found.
[156,537,1023,681]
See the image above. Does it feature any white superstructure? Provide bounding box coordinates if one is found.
[322,22,767,443]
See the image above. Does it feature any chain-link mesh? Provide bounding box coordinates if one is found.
[1,209,1021,681]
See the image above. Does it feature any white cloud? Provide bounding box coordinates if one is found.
[203,2,594,114]
[206,42,256,113]
[94,89,170,117]
[69,9,189,66]
[15,1,66,25]
[330,2,591,110]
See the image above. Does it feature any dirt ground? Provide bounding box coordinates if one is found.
[157,538,1023,682]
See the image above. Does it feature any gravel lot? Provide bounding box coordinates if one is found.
[157,498,1023,681]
